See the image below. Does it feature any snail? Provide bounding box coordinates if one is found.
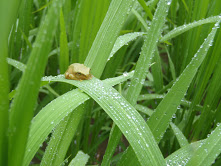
[64,63,92,80]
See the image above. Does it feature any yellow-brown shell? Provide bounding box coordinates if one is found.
[64,63,92,80]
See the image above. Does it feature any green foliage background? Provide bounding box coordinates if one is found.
[1,0,221,165]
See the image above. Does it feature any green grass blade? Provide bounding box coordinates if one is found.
[7,58,26,72]
[77,0,109,63]
[181,0,189,13]
[166,49,176,80]
[14,0,33,60]
[137,0,153,20]
[0,36,9,166]
[147,22,220,143]
[84,0,136,78]
[0,0,22,164]
[23,73,134,165]
[23,89,89,166]
[184,27,221,138]
[104,0,171,164]
[43,41,73,58]
[138,94,164,101]
[0,42,9,166]
[68,151,89,166]
[119,104,189,165]
[190,24,221,140]
[126,0,171,105]
[59,8,69,74]
[109,32,146,61]
[166,140,205,166]
[149,0,160,9]
[116,147,140,166]
[170,123,188,147]
[151,49,164,91]
[135,104,189,148]
[70,0,83,63]
[40,105,86,166]
[40,76,166,166]
[137,93,203,111]
[78,0,93,62]
[101,124,122,166]
[135,104,154,116]
[103,71,134,86]
[132,9,149,31]
[193,58,221,139]
[161,15,221,42]
[186,125,221,166]
[0,35,10,166]
[8,0,64,165]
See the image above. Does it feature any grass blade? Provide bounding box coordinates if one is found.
[127,0,171,105]
[137,0,153,20]
[68,151,89,166]
[8,0,64,165]
[59,8,69,74]
[23,73,134,165]
[132,9,149,31]
[170,123,188,147]
[23,89,89,166]
[0,0,22,164]
[151,49,163,91]
[108,32,146,61]
[40,105,86,166]
[166,140,205,166]
[147,22,220,142]
[101,124,122,166]
[186,122,221,165]
[104,0,172,164]
[7,58,26,72]
[161,15,221,42]
[41,76,166,166]
[135,105,189,148]
[84,0,136,77]
[0,42,9,166]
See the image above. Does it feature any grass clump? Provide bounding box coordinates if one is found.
[1,0,221,165]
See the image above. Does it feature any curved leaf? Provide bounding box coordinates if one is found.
[166,140,205,166]
[23,72,135,165]
[68,151,89,166]
[9,0,64,165]
[23,89,89,166]
[85,0,136,77]
[186,125,221,166]
[147,21,219,142]
[108,32,146,61]
[161,15,221,42]
[40,76,166,166]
